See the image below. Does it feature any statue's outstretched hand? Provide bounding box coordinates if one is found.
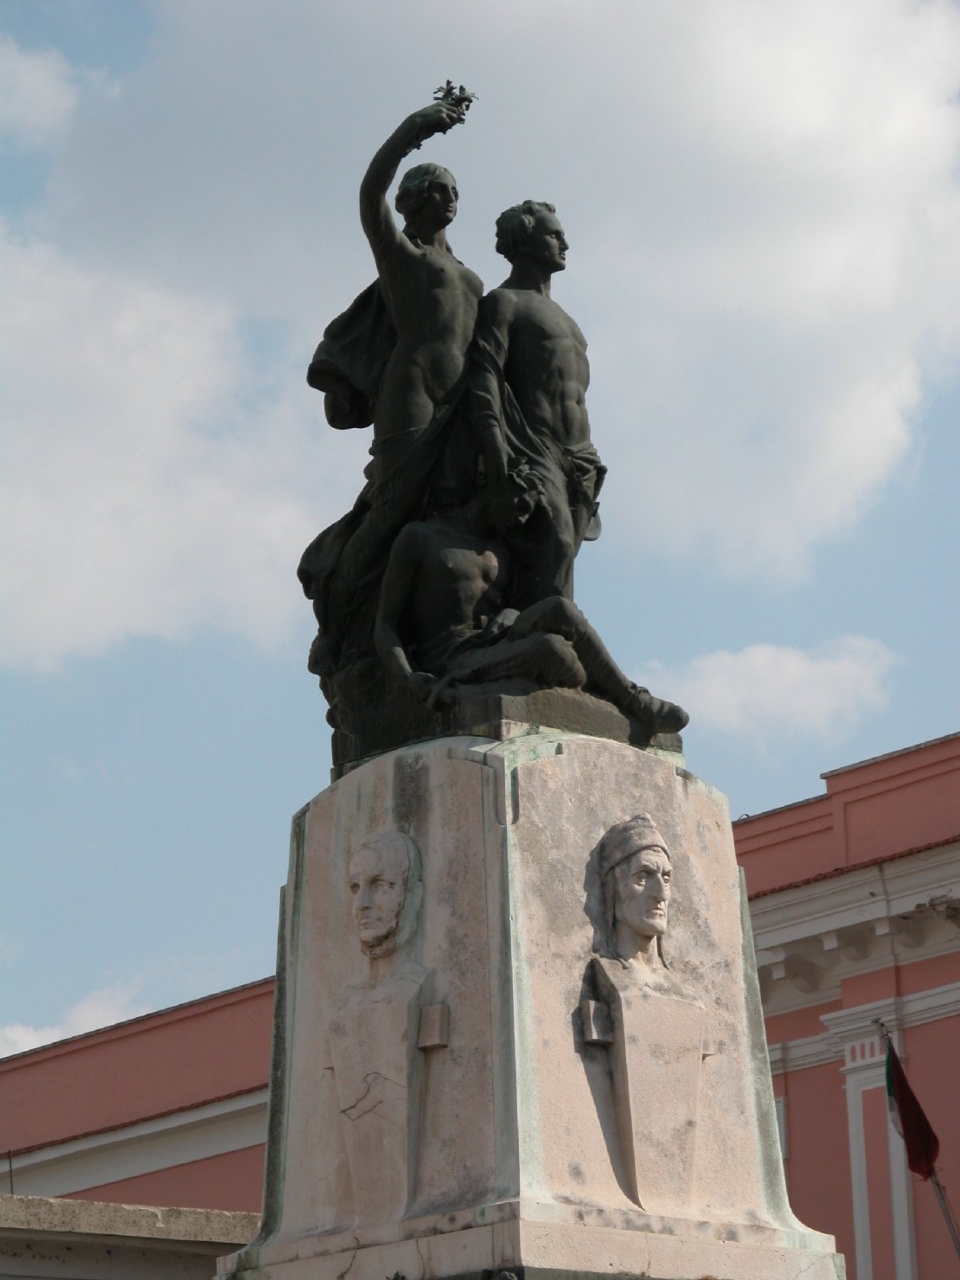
[486,609,520,640]
[410,100,465,145]
[406,670,440,703]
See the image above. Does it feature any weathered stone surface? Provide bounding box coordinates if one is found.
[331,678,682,771]
[0,1194,258,1280]
[224,1209,846,1280]
[219,731,844,1280]
[0,1194,258,1246]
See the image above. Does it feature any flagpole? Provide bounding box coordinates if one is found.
[875,1020,960,1262]
[931,1172,960,1261]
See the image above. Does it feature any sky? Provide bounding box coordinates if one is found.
[2,0,959,1055]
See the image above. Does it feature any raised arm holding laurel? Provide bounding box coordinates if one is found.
[306,87,482,455]
[356,96,483,448]
[300,87,483,683]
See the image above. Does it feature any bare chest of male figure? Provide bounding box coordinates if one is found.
[505,292,591,448]
[377,248,483,439]
[410,534,508,642]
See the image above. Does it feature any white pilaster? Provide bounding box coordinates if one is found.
[822,1003,918,1280]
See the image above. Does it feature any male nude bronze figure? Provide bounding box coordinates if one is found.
[469,201,605,606]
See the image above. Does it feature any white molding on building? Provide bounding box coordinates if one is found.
[751,840,960,1017]
[766,980,960,1078]
[769,1008,938,1280]
[9,1089,269,1199]
[842,1060,875,1280]
[822,1015,919,1280]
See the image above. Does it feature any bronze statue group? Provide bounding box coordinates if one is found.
[299,91,687,753]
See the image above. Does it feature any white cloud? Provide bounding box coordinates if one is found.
[0,32,80,147]
[33,0,960,577]
[570,0,960,574]
[0,980,147,1058]
[0,220,366,670]
[640,637,897,739]
[3,0,960,666]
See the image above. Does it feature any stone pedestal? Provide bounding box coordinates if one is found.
[218,731,845,1280]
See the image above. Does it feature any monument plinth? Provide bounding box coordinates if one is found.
[218,731,843,1280]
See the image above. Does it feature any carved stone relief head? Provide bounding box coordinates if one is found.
[597,813,673,965]
[347,830,423,959]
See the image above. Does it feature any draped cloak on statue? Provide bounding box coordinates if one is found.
[305,281,394,431]
[298,282,480,670]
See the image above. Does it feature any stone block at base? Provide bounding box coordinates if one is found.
[0,1194,258,1280]
[219,731,844,1280]
[226,1201,845,1280]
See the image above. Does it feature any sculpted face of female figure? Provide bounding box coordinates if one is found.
[395,163,459,240]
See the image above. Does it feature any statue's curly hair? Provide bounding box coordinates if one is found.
[494,200,556,261]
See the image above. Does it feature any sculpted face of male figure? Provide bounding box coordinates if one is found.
[347,831,422,961]
[517,206,569,275]
[613,847,672,959]
[599,814,673,966]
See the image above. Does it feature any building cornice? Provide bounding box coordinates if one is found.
[9,1087,269,1199]
[767,980,960,1076]
[750,841,960,1017]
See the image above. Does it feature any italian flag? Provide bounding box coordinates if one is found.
[885,1035,940,1181]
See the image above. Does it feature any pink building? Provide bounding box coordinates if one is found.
[2,733,958,1280]
[736,730,960,1280]
[0,978,272,1212]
